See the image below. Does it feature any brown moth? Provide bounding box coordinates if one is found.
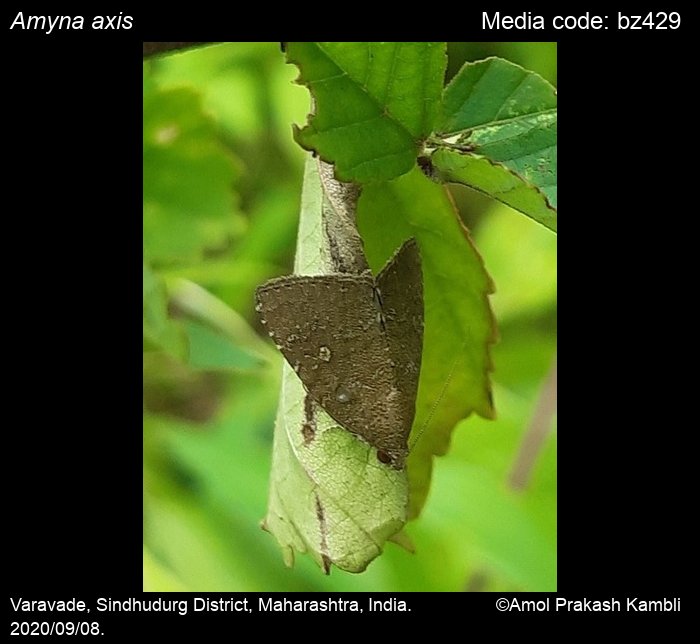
[255,239,423,468]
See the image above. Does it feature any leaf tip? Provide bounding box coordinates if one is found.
[282,545,295,569]
[389,530,415,553]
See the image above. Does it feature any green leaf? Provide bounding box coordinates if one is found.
[184,321,265,371]
[143,263,187,359]
[357,167,497,518]
[265,366,409,573]
[438,57,556,135]
[143,73,242,264]
[262,157,410,573]
[167,278,275,368]
[287,42,446,183]
[433,57,557,230]
[432,150,557,232]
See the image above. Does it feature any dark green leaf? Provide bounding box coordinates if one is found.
[438,57,556,134]
[433,150,557,232]
[358,167,496,518]
[433,57,557,230]
[287,42,446,183]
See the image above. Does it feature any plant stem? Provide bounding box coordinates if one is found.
[316,160,367,275]
[508,355,557,490]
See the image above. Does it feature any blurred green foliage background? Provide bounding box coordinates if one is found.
[143,42,557,591]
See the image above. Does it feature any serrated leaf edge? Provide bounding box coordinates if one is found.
[434,150,557,230]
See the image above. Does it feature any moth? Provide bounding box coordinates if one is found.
[255,239,423,468]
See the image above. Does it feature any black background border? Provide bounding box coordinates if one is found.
[5,7,686,630]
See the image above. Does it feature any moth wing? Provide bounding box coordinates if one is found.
[255,274,401,458]
[376,238,424,440]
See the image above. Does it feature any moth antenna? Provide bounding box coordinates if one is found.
[408,342,465,452]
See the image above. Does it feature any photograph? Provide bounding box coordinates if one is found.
[142,41,557,592]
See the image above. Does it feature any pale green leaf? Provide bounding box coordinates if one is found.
[262,157,410,573]
[264,366,408,573]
